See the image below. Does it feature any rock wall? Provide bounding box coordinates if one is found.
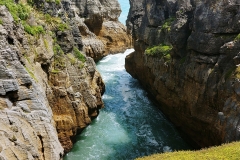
[0,0,130,158]
[0,6,64,159]
[71,0,132,61]
[126,0,240,147]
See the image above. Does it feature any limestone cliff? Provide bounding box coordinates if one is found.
[126,0,240,147]
[70,0,132,61]
[0,0,129,158]
[0,5,64,159]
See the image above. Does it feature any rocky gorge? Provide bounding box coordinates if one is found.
[0,0,131,159]
[126,0,240,148]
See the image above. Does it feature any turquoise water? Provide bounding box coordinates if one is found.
[118,0,130,25]
[64,49,192,160]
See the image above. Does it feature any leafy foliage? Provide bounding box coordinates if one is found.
[45,0,61,4]
[234,34,240,41]
[73,47,86,63]
[57,23,69,31]
[0,0,45,36]
[53,44,64,55]
[162,17,175,32]
[0,0,30,21]
[145,44,172,58]
[145,44,172,61]
[23,22,45,36]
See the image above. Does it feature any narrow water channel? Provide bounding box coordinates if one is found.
[64,49,192,160]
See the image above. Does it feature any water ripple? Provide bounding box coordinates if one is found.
[64,49,191,160]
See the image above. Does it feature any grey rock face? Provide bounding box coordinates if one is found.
[0,6,64,160]
[126,0,240,147]
[34,0,131,61]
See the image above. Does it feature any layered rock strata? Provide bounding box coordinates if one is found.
[0,6,64,159]
[126,0,240,147]
[0,0,125,158]
[71,0,132,61]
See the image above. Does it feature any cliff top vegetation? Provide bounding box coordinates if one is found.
[136,141,240,160]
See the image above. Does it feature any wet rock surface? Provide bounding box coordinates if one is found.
[126,0,240,147]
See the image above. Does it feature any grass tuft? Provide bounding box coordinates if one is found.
[57,23,69,31]
[145,44,172,56]
[162,17,175,32]
[73,47,86,63]
[234,34,240,41]
[23,22,45,36]
[136,142,240,160]
[53,44,64,55]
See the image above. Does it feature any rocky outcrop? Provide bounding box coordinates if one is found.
[71,0,132,61]
[0,6,63,159]
[0,0,109,158]
[126,0,240,147]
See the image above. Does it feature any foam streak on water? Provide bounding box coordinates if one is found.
[64,49,191,160]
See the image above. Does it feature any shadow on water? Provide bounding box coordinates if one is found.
[64,50,192,160]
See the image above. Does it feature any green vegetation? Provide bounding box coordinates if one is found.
[0,0,45,36]
[73,47,86,63]
[53,55,66,69]
[162,17,175,32]
[234,33,240,41]
[25,67,38,82]
[57,23,69,31]
[78,63,85,69]
[45,0,61,4]
[44,14,62,29]
[55,0,61,5]
[23,22,45,36]
[67,53,77,65]
[50,69,60,74]
[136,142,240,160]
[53,44,64,55]
[146,44,172,56]
[145,44,172,61]
[0,18,3,25]
[0,0,30,21]
[44,39,49,51]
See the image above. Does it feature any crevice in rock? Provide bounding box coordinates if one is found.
[38,135,45,160]
[7,36,14,45]
[41,63,50,78]
[6,91,18,106]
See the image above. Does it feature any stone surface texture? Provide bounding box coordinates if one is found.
[70,0,132,61]
[0,6,64,160]
[0,0,124,158]
[126,0,240,147]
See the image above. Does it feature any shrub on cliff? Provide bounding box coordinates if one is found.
[0,0,30,21]
[0,0,45,36]
[145,44,172,61]
[162,17,175,32]
[73,47,86,63]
